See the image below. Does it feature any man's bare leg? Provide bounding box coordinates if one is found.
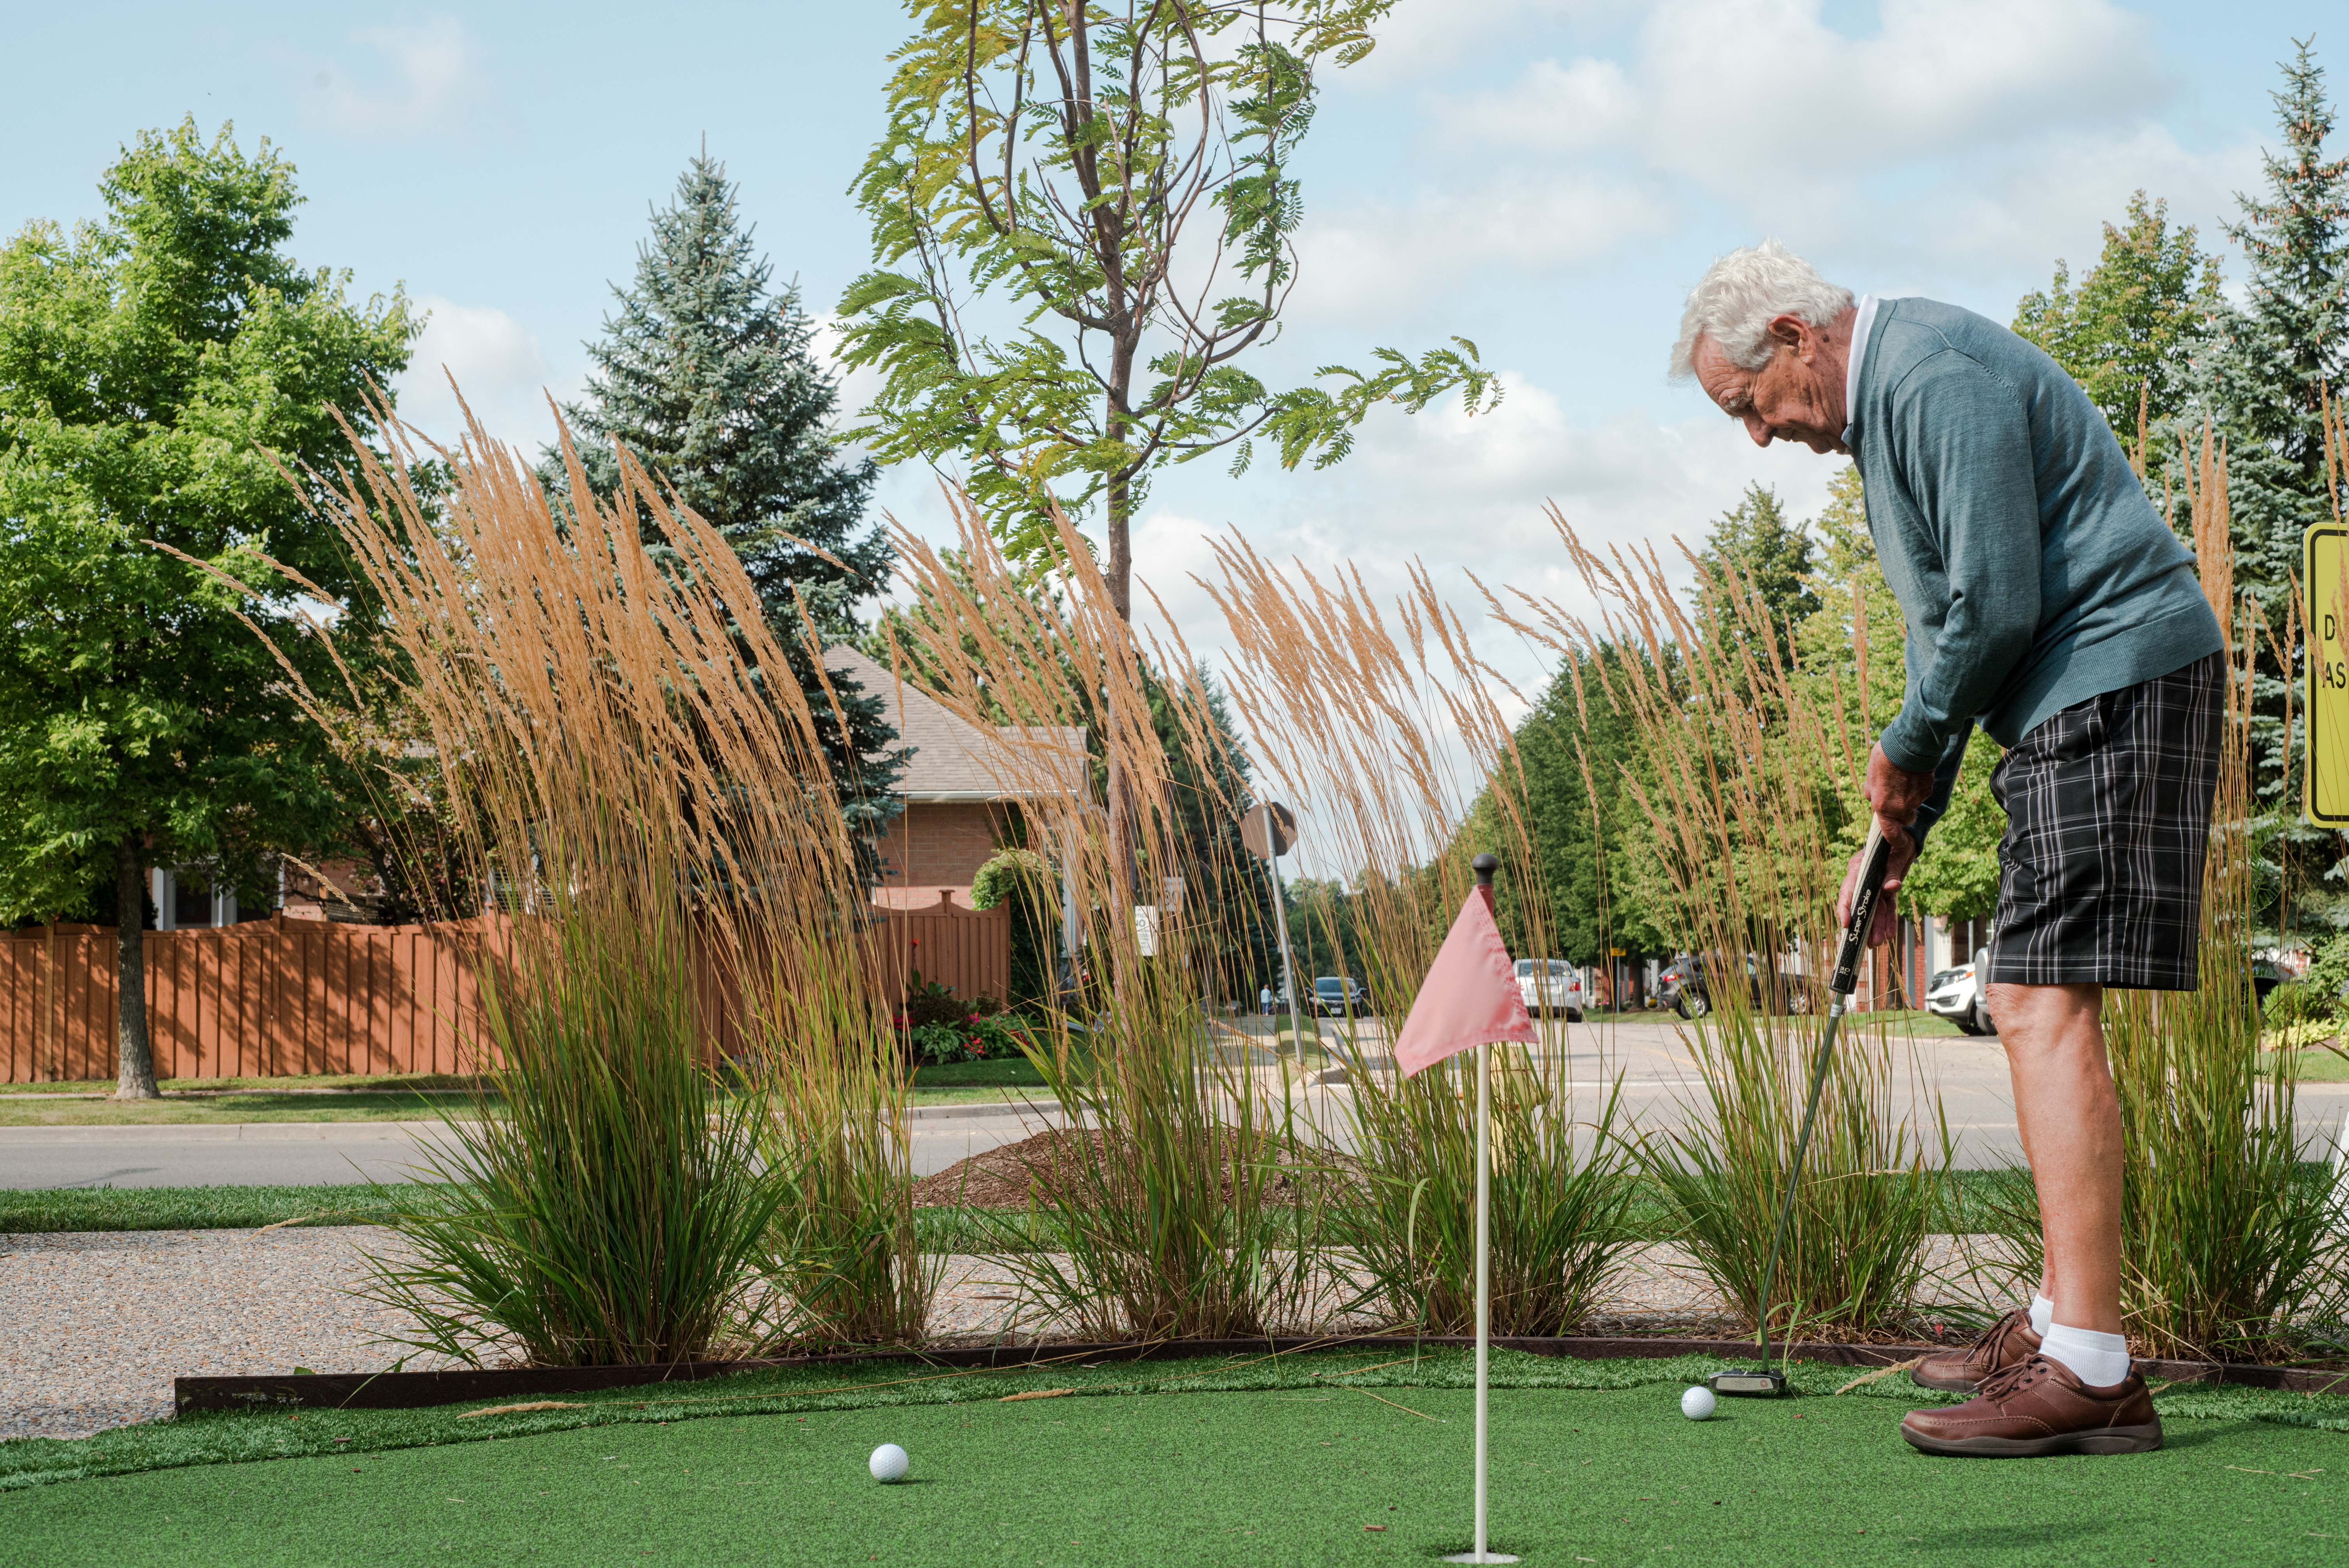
[1987,981,2123,1336]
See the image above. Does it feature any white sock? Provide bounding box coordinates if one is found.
[2039,1322,2132,1387]
[2028,1294,2053,1337]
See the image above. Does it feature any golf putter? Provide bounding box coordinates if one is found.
[1708,821,1894,1399]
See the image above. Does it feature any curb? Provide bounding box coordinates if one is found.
[173,1333,2349,1414]
[905,1099,1062,1123]
[0,1122,464,1144]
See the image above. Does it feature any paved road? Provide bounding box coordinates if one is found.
[0,1122,472,1190]
[1289,1016,2349,1169]
[3,1018,2341,1187]
[0,1105,1067,1190]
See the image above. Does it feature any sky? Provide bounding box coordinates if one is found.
[3,0,2333,745]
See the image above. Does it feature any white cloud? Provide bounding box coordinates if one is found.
[808,311,892,458]
[1379,0,2264,285]
[1128,368,1841,690]
[1440,0,2167,176]
[1337,0,1638,90]
[1290,174,1679,321]
[392,296,578,455]
[291,18,485,140]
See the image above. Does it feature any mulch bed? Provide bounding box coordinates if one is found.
[910,1128,1319,1210]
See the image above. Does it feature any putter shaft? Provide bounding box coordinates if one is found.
[1749,824,1894,1379]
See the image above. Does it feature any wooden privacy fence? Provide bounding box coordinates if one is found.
[0,893,1009,1083]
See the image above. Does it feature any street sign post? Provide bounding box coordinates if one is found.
[2308,524,2349,827]
[1240,803,1307,1055]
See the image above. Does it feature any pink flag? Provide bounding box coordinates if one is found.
[1393,888,1538,1078]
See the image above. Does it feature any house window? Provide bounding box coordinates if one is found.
[150,868,239,930]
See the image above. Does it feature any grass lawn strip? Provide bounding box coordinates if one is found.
[0,1353,2341,1567]
[0,1185,461,1233]
[0,1094,497,1128]
[4,1347,2343,1494]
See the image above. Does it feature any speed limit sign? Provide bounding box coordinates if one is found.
[2308,522,2349,826]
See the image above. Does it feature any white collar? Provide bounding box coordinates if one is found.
[1842,294,1878,440]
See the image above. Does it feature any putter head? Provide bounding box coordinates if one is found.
[1708,1368,1789,1397]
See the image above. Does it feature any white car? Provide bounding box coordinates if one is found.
[1924,947,1993,1035]
[1515,959,1585,1021]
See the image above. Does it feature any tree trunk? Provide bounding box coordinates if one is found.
[115,836,159,1099]
[1104,470,1132,623]
[1102,465,1137,1003]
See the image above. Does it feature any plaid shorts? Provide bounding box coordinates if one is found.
[1984,651,2224,991]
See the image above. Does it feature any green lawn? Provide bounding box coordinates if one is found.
[907,1055,1058,1104]
[2269,1048,2349,1083]
[0,1074,489,1097]
[0,1184,448,1233]
[0,1073,490,1127]
[0,1068,1051,1119]
[0,1092,495,1127]
[1,1349,2341,1566]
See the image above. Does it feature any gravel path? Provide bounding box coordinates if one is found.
[0,1228,447,1442]
[2,1228,2019,1445]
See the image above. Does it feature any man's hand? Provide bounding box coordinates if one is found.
[1836,827,1916,948]
[1835,743,1935,947]
[1864,741,1937,834]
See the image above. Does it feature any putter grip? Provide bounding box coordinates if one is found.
[1829,827,1893,997]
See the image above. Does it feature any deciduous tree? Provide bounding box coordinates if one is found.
[836,0,1499,617]
[0,119,414,1095]
[2013,191,2225,462]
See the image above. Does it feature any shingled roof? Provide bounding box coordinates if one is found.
[822,645,1087,804]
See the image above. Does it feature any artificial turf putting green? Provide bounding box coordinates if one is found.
[3,1352,2343,1566]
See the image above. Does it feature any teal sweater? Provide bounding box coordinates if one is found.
[1846,298,2223,839]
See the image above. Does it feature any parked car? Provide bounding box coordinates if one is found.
[1923,947,1993,1035]
[1667,953,1821,1019]
[1313,975,1371,1017]
[1513,959,1586,1021]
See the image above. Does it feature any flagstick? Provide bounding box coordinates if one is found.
[1444,856,1516,1566]
[1474,1036,1490,1558]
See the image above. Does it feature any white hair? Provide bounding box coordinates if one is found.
[1667,239,1854,379]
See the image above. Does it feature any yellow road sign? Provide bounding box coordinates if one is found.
[2308,523,2349,826]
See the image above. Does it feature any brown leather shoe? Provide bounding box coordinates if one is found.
[1901,1354,2162,1457]
[1911,1306,2041,1392]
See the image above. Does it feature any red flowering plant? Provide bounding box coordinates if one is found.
[897,974,1034,1066]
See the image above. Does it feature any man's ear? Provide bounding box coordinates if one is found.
[1766,313,1813,356]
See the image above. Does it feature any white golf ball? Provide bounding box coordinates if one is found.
[869,1442,910,1483]
[1681,1384,1716,1421]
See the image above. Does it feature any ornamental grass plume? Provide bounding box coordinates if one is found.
[1194,538,1643,1336]
[253,390,926,1365]
[881,492,1324,1340]
[1493,511,1952,1344]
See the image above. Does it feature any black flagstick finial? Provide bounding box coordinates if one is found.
[1472,852,1498,888]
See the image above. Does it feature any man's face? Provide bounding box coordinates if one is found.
[1693,316,1847,454]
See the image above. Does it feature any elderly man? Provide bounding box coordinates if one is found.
[1670,241,2223,1458]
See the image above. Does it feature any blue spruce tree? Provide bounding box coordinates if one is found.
[2198,40,2348,928]
[548,153,903,856]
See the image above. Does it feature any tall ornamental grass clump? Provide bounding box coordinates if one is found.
[266,397,922,1364]
[1985,420,2349,1362]
[887,501,1324,1340]
[1203,541,1644,1335]
[1499,517,1951,1343]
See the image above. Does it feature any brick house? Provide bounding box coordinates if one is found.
[824,647,1085,931]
